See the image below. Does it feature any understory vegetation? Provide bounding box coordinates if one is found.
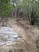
[0,0,39,26]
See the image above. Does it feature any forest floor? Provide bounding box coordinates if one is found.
[0,18,39,52]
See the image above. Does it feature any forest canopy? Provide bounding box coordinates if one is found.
[0,0,39,25]
[0,0,13,16]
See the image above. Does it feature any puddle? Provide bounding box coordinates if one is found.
[0,27,19,46]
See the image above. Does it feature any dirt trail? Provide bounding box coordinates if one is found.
[0,18,38,52]
[6,18,37,52]
[16,19,36,44]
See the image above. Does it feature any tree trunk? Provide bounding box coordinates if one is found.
[30,10,35,25]
[30,21,34,25]
[12,11,14,18]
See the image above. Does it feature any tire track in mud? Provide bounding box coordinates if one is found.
[16,18,37,52]
[6,18,37,52]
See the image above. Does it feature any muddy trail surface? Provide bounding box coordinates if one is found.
[7,18,38,52]
[0,18,39,52]
[16,18,39,52]
[16,19,37,45]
